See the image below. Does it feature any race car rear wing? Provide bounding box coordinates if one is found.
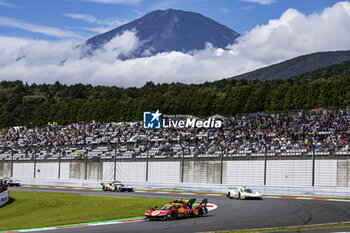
[200,198,208,207]
[187,198,196,207]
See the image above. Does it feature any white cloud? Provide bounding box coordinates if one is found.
[242,0,275,5]
[0,0,16,7]
[63,13,129,33]
[229,2,350,64]
[63,13,128,27]
[78,26,114,34]
[0,17,84,39]
[220,8,229,13]
[1,2,350,87]
[150,0,182,11]
[81,0,141,4]
[63,13,98,24]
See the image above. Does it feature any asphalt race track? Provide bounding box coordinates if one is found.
[10,187,350,233]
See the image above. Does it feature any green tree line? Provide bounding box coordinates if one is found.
[1,60,350,128]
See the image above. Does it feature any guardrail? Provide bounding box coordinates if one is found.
[16,178,350,198]
[0,190,9,207]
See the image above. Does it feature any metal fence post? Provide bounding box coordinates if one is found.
[181,147,184,183]
[84,150,88,180]
[10,151,14,177]
[114,149,116,181]
[312,146,315,187]
[97,157,100,180]
[33,151,37,178]
[220,148,224,184]
[264,146,267,186]
[58,151,61,179]
[146,149,149,182]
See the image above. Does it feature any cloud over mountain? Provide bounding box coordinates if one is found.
[0,2,350,87]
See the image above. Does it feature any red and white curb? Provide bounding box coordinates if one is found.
[1,218,146,233]
[266,195,350,202]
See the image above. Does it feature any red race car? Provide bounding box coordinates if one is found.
[145,198,208,220]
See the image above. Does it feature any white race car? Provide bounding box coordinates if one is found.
[101,180,134,192]
[226,187,263,200]
[1,177,20,186]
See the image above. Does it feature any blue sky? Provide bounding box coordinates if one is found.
[0,0,350,86]
[0,0,340,41]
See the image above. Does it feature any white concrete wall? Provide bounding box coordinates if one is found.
[8,159,350,188]
[115,162,146,182]
[60,162,70,180]
[0,162,11,177]
[13,162,34,178]
[184,161,221,184]
[266,160,312,186]
[225,160,264,185]
[35,162,59,179]
[69,162,85,180]
[102,162,114,180]
[315,160,337,186]
[148,161,180,183]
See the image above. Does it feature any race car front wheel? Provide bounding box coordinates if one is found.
[198,208,204,216]
[170,211,179,220]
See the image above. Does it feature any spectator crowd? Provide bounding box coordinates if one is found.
[0,109,349,159]
[0,179,8,193]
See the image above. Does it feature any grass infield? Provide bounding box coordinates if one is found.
[0,191,172,231]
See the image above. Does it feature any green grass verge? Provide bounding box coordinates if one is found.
[0,191,172,231]
[21,184,100,189]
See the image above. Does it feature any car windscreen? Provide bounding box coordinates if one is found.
[243,189,253,193]
[161,205,173,210]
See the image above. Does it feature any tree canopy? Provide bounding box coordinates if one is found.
[1,60,350,128]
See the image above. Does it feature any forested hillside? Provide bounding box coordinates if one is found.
[230,50,350,81]
[1,60,350,128]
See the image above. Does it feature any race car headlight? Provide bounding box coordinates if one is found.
[145,213,149,216]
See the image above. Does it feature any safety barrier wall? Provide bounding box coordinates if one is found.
[0,190,9,207]
[15,178,350,198]
[1,158,349,188]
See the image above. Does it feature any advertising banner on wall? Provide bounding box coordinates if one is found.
[0,190,9,207]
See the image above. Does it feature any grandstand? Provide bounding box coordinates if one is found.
[0,108,349,161]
